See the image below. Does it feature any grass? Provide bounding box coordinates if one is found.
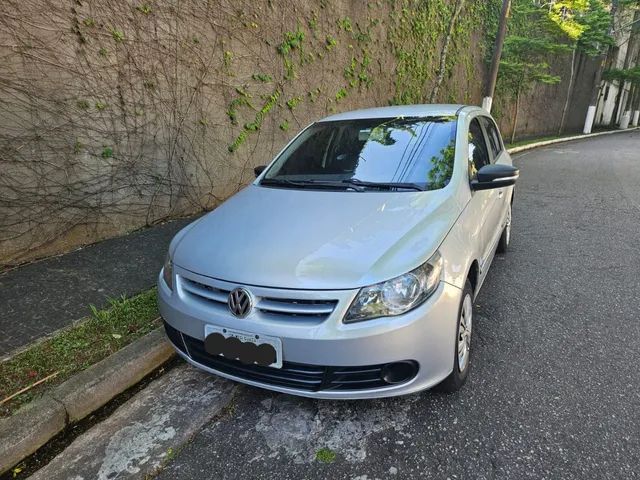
[0,288,160,417]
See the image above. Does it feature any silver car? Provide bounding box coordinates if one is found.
[158,104,518,399]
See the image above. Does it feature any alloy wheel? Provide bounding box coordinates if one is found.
[505,205,512,245]
[457,293,473,372]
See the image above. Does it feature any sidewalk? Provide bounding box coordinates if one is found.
[0,217,196,358]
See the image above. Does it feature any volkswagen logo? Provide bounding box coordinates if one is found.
[228,288,252,318]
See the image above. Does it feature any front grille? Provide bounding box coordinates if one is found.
[164,323,415,392]
[181,278,230,309]
[180,277,338,322]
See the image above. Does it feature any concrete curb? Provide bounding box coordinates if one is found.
[507,126,640,154]
[0,327,175,475]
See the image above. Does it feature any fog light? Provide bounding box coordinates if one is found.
[381,361,418,384]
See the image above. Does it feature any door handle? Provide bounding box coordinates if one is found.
[498,190,504,198]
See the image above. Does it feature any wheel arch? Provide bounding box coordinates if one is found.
[467,260,480,296]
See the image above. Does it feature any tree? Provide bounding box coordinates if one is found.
[558,0,614,134]
[497,2,572,142]
[610,7,640,125]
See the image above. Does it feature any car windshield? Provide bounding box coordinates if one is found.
[262,116,457,191]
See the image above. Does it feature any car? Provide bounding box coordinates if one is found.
[158,104,518,399]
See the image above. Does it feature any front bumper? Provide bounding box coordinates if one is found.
[158,266,462,399]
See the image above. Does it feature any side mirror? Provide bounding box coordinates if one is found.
[254,165,267,178]
[471,164,519,191]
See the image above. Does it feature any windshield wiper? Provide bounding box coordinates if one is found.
[342,178,425,191]
[260,178,309,188]
[260,178,364,191]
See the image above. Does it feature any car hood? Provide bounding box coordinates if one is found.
[173,185,461,290]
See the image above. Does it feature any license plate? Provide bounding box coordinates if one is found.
[203,324,283,369]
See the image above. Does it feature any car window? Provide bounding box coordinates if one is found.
[480,116,503,160]
[468,118,490,180]
[264,116,458,191]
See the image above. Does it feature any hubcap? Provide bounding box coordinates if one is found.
[457,294,473,372]
[505,205,512,245]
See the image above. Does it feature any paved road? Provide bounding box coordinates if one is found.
[153,132,640,479]
[0,217,194,357]
[29,132,640,480]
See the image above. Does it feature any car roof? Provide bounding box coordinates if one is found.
[319,104,483,122]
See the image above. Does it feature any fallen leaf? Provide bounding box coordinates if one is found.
[111,333,122,339]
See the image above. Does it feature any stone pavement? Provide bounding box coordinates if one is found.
[0,217,196,357]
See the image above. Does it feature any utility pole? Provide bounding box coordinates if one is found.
[583,0,619,134]
[482,0,511,112]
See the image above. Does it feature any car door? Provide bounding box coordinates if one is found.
[467,117,497,268]
[480,116,510,245]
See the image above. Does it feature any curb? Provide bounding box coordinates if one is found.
[507,126,640,154]
[0,328,175,475]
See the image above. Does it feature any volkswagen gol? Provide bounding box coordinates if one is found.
[158,105,518,398]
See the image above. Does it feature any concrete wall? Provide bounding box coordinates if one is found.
[0,0,602,266]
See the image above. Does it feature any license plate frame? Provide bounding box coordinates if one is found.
[203,324,283,369]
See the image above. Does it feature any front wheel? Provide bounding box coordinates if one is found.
[437,280,473,393]
[496,203,512,254]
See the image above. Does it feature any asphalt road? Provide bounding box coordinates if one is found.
[150,131,640,479]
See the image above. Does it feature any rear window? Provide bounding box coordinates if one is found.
[264,116,458,191]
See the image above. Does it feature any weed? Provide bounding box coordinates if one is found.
[101,146,113,158]
[316,448,336,463]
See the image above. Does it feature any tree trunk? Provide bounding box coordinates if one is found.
[511,90,520,144]
[583,0,618,133]
[482,0,511,112]
[624,43,640,111]
[558,47,577,135]
[429,0,467,103]
[610,10,640,126]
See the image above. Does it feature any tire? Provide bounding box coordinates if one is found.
[496,203,512,254]
[437,280,474,393]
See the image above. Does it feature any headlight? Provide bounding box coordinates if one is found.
[344,251,443,323]
[162,253,173,290]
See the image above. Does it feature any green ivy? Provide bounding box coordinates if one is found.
[325,35,338,51]
[136,4,151,14]
[277,27,306,80]
[110,28,124,43]
[101,146,113,158]
[252,73,273,83]
[338,17,353,32]
[286,96,302,110]
[229,90,280,152]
